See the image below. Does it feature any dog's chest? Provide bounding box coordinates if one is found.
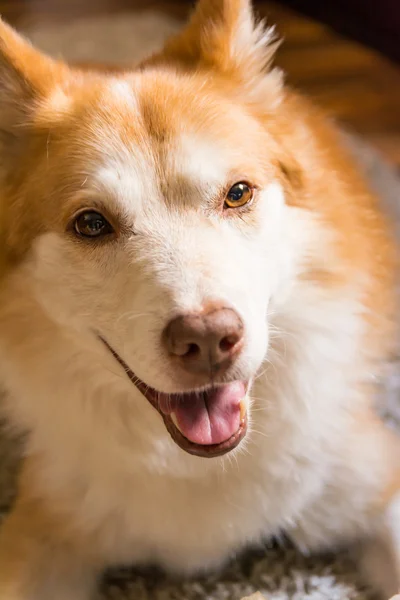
[81,431,327,573]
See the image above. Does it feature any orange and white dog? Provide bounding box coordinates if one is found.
[0,1,399,598]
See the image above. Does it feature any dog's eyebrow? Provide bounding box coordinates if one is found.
[92,153,155,211]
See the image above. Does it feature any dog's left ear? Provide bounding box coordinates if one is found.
[0,20,70,273]
[0,19,59,129]
[145,0,283,105]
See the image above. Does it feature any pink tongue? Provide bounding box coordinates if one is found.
[170,382,245,446]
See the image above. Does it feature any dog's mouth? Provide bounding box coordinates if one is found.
[101,338,248,458]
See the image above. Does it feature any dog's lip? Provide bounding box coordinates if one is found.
[100,336,248,458]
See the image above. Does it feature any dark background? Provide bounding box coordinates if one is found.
[279,0,400,64]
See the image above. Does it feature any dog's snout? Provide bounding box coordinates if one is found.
[163,306,244,375]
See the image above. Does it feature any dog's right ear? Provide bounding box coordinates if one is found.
[143,0,283,106]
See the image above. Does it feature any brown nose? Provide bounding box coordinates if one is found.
[163,306,244,376]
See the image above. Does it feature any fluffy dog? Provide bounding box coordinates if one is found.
[0,1,399,598]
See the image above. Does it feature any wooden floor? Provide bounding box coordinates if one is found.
[1,0,400,167]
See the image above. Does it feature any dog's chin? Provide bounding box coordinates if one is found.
[100,337,249,458]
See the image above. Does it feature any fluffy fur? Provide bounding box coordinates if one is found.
[0,1,399,598]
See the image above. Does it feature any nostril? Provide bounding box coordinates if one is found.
[172,341,200,358]
[219,334,240,353]
[185,343,201,358]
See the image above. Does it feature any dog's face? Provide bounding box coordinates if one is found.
[0,0,296,459]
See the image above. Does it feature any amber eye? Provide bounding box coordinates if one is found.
[224,182,254,209]
[74,211,114,239]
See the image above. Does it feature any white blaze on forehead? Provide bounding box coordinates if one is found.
[91,79,157,213]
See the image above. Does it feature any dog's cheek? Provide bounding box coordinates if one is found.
[28,233,132,330]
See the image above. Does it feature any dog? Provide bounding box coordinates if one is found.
[0,0,399,598]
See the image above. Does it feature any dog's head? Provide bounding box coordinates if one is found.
[0,1,308,460]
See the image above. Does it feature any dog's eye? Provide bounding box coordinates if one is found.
[224,182,254,209]
[74,211,114,239]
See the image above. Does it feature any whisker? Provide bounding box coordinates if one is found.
[115,310,153,327]
[250,428,271,439]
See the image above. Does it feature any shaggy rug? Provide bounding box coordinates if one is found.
[0,9,399,600]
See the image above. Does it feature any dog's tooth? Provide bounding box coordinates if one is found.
[240,400,247,422]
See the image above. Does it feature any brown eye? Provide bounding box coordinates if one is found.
[74,211,114,239]
[225,182,254,209]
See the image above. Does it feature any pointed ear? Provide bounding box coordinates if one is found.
[0,18,63,137]
[146,0,282,102]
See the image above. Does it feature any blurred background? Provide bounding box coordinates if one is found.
[2,0,400,168]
